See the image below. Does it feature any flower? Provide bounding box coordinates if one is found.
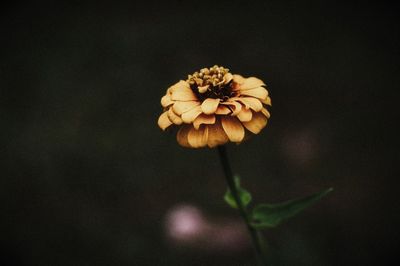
[158,65,271,148]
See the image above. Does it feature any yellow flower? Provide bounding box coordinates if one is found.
[158,65,271,148]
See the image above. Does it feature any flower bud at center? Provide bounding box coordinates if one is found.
[187,65,235,101]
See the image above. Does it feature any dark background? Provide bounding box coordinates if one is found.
[1,1,398,265]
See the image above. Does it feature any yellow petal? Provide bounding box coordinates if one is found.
[221,100,242,116]
[193,114,216,130]
[181,105,202,123]
[207,119,229,148]
[242,112,268,134]
[171,88,198,101]
[232,74,245,85]
[221,116,245,142]
[240,77,266,90]
[172,101,200,115]
[201,98,220,115]
[169,80,190,92]
[170,81,198,101]
[167,107,183,125]
[236,107,253,122]
[261,96,272,106]
[261,108,271,118]
[236,97,263,112]
[161,94,173,107]
[176,125,192,147]
[158,111,173,130]
[231,75,245,91]
[198,84,209,93]
[240,87,268,99]
[223,73,233,84]
[215,105,231,115]
[188,126,208,148]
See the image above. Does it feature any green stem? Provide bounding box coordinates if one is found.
[217,145,267,266]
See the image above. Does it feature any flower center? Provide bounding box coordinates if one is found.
[187,65,237,102]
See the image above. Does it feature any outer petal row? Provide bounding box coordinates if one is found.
[177,119,229,148]
[221,116,245,142]
[242,112,268,134]
[158,111,173,131]
[172,101,200,115]
[170,80,198,101]
[240,87,268,99]
[238,77,266,91]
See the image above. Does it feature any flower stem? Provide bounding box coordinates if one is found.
[217,145,267,266]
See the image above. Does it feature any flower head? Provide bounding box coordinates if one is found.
[158,65,271,148]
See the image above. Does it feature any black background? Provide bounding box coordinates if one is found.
[1,1,399,265]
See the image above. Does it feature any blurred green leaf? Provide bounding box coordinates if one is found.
[251,187,333,228]
[224,175,252,209]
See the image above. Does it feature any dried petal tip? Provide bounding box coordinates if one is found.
[158,65,271,148]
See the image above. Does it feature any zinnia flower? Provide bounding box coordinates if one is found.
[158,65,271,148]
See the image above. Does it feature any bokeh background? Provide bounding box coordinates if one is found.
[1,1,398,265]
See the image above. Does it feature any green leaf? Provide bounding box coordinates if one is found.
[251,187,333,228]
[224,175,252,209]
